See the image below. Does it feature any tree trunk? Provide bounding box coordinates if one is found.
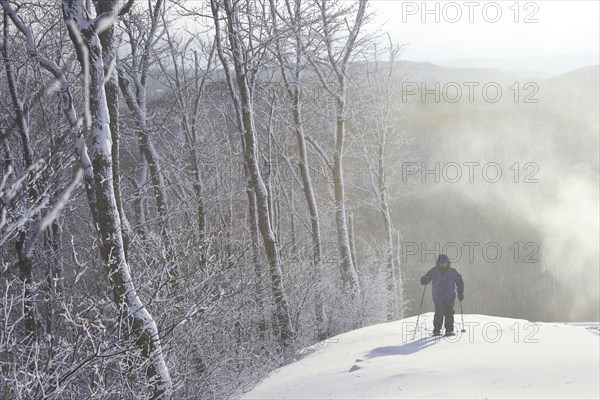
[381,194,397,320]
[332,131,360,296]
[117,0,173,264]
[248,183,267,338]
[2,11,44,340]
[269,0,327,338]
[311,0,368,306]
[118,74,174,263]
[63,3,172,397]
[212,0,296,361]
[395,230,405,319]
[96,0,129,257]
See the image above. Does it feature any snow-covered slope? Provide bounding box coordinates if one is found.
[241,314,599,399]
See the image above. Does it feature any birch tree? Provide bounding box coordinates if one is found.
[54,1,171,396]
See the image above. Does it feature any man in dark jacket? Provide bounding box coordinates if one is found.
[420,254,464,336]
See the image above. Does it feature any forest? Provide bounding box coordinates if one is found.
[1,0,598,399]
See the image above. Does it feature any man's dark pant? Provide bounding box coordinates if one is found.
[433,300,455,332]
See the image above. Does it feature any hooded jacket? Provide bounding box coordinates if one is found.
[420,264,464,303]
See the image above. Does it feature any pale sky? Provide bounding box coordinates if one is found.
[367,0,600,61]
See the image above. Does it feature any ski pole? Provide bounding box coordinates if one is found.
[460,300,466,332]
[412,284,427,340]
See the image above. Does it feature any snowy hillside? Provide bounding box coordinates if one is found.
[241,314,600,399]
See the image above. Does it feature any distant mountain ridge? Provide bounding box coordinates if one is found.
[433,51,599,75]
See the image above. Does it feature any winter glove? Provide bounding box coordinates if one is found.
[457,293,464,301]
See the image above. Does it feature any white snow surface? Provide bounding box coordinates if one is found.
[241,313,599,399]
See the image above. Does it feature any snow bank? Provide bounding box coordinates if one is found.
[241,313,599,399]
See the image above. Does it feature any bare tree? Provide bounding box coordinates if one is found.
[358,39,407,320]
[306,0,369,316]
[117,0,176,267]
[57,1,172,397]
[1,7,43,340]
[210,0,296,362]
[96,0,134,258]
[1,2,84,345]
[155,19,216,270]
[268,0,327,339]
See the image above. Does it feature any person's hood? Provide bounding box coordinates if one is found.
[436,254,450,265]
